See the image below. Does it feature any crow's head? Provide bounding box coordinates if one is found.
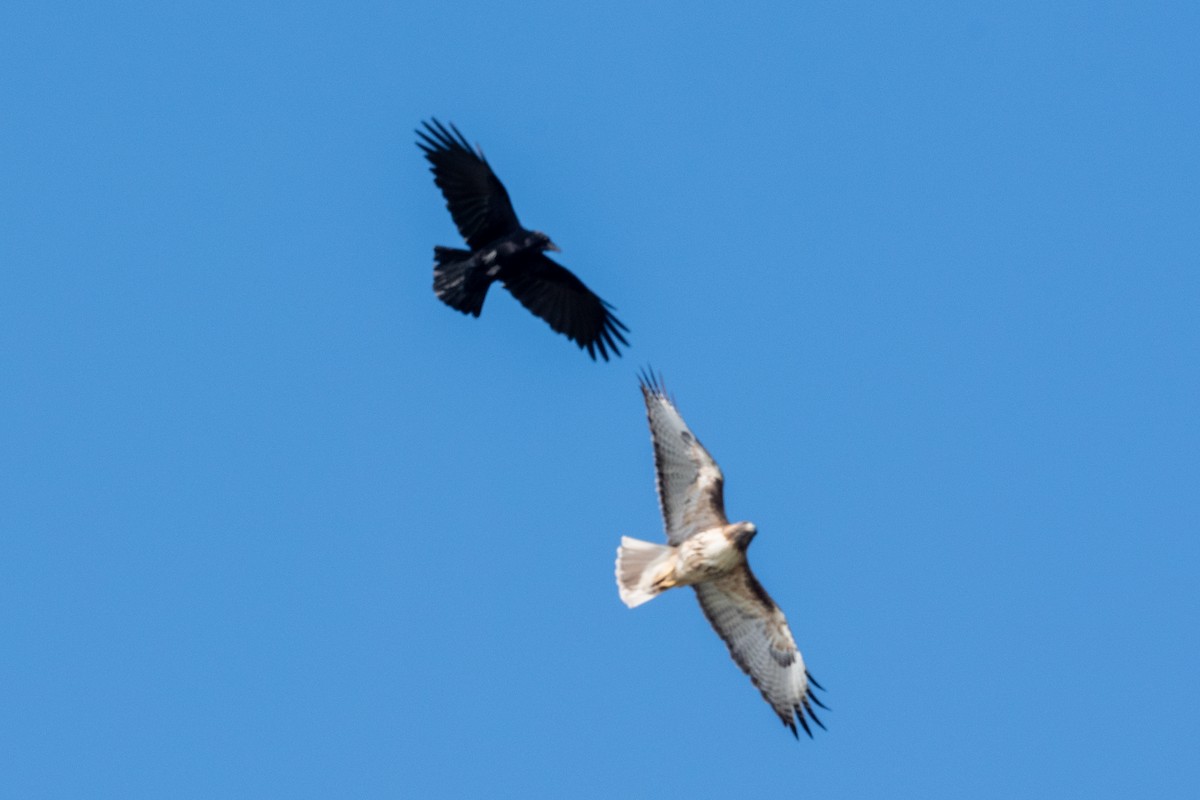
[530,230,561,252]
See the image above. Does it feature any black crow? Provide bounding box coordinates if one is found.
[416,119,629,361]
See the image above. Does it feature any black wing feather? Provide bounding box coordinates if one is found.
[502,253,628,361]
[416,118,522,249]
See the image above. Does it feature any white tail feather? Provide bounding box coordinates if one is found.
[615,536,676,608]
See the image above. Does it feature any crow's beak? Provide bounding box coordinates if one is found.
[546,241,561,252]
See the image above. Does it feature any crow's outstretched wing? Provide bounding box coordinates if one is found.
[502,253,629,361]
[417,119,521,249]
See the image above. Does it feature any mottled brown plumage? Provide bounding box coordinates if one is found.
[615,372,826,738]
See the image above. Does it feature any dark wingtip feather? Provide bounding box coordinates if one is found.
[607,317,630,346]
[796,710,813,738]
[430,117,454,144]
[638,368,676,406]
[803,700,827,731]
[416,118,478,159]
[601,299,631,333]
[586,307,626,361]
[414,129,439,154]
[416,118,446,148]
[637,366,666,398]
[599,324,625,359]
[600,330,616,356]
[806,671,825,692]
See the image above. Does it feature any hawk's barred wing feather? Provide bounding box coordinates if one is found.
[693,567,826,738]
[639,372,726,543]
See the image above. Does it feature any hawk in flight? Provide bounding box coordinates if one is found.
[616,372,827,738]
[416,119,629,361]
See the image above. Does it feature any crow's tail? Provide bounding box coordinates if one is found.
[432,247,490,317]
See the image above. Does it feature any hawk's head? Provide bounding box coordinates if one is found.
[730,522,758,551]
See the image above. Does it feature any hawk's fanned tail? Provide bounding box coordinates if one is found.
[615,536,674,608]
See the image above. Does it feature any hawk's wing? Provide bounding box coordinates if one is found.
[503,253,629,361]
[417,119,521,250]
[639,373,726,544]
[694,566,827,738]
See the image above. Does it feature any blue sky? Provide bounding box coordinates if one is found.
[2,1,1197,797]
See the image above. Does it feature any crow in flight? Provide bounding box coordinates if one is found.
[416,119,628,360]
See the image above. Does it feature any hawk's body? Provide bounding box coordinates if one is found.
[615,373,827,738]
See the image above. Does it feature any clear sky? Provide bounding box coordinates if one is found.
[2,1,1197,797]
